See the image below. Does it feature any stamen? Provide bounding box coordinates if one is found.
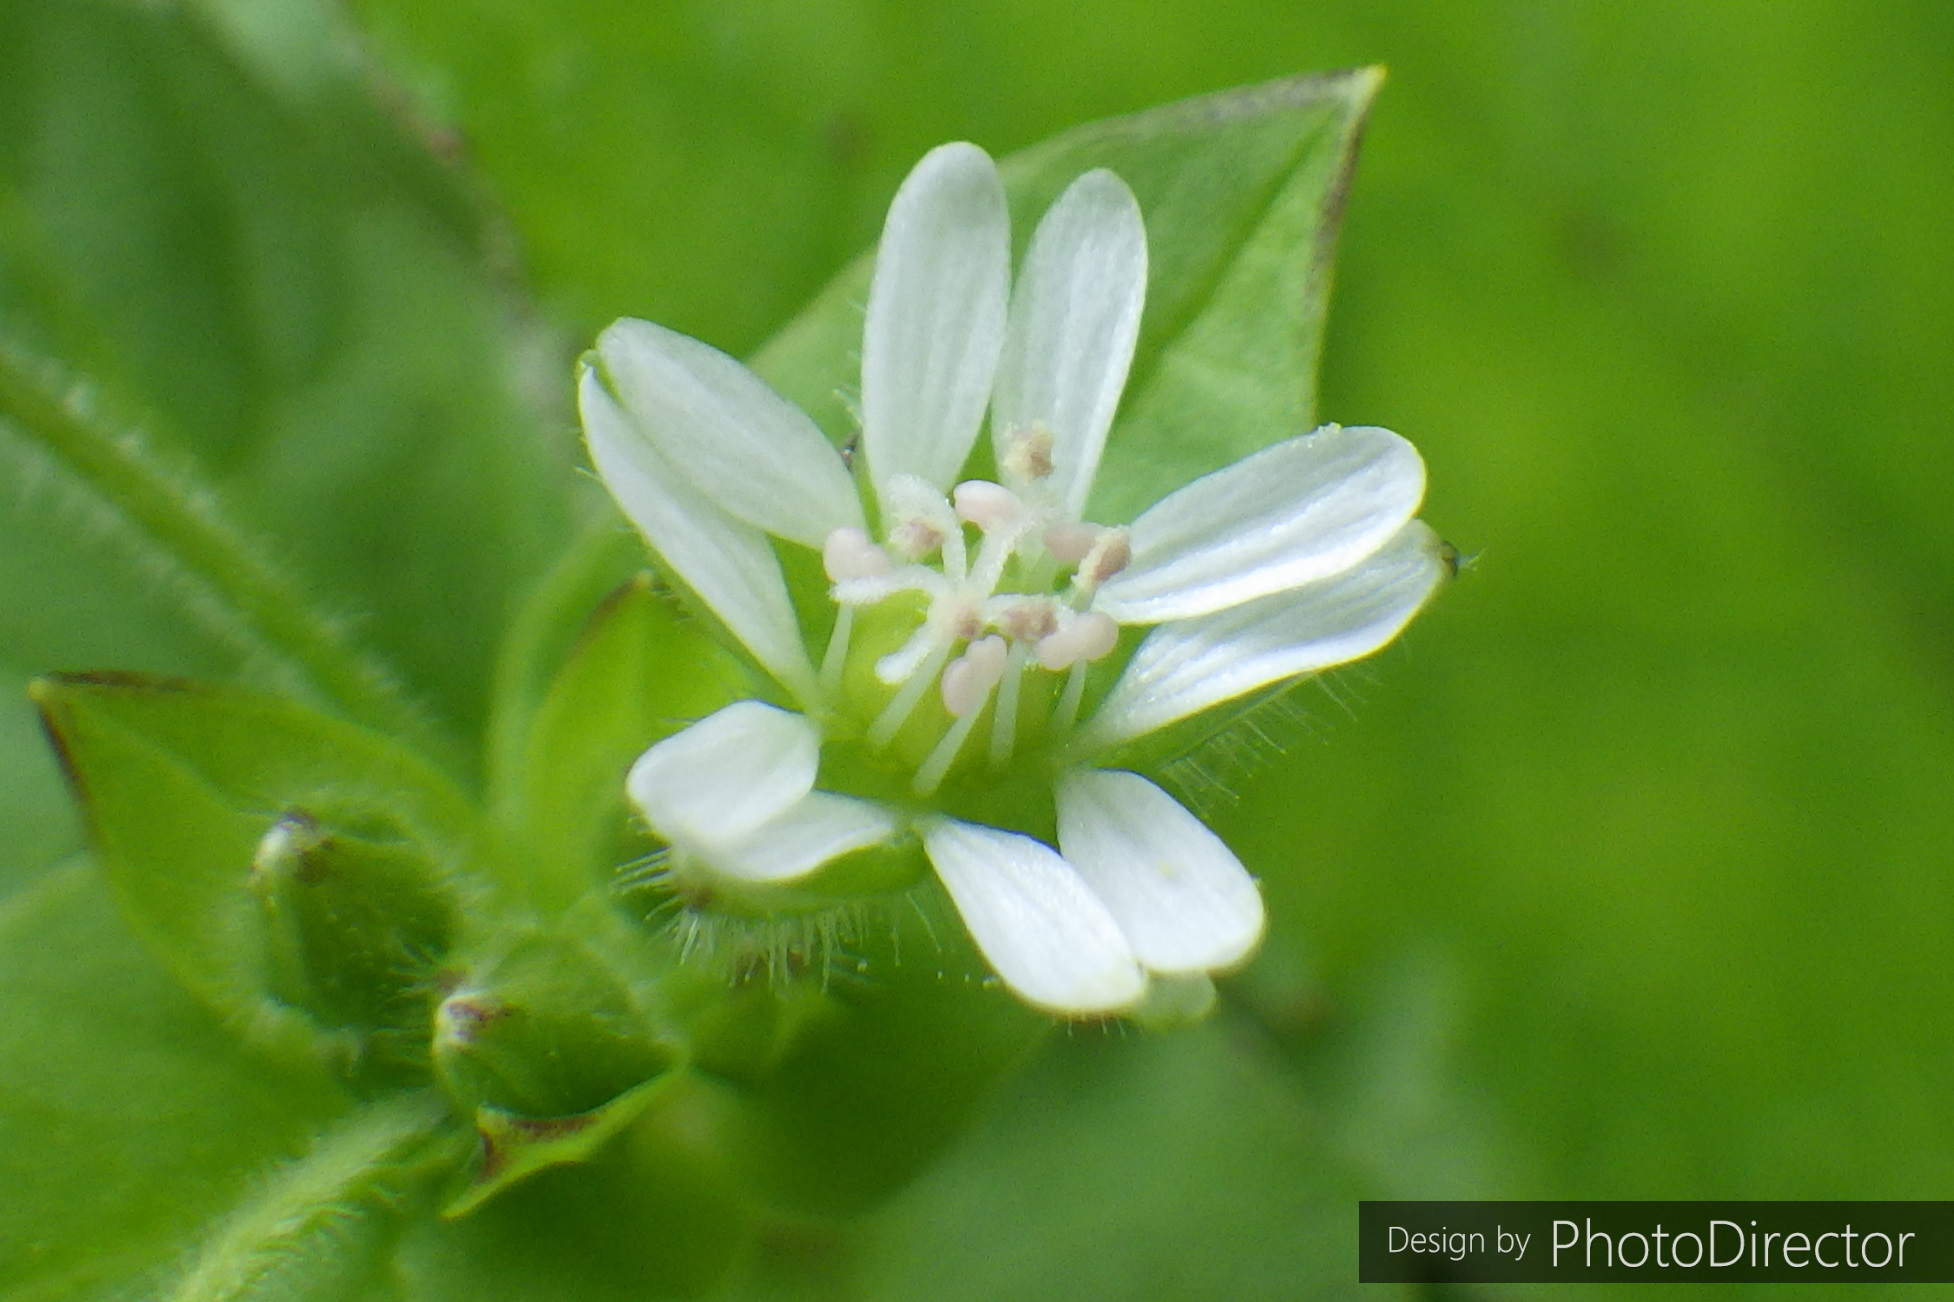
[868,640,953,747]
[1074,527,1132,593]
[942,520,968,586]
[1001,424,1056,485]
[914,706,983,796]
[832,565,942,607]
[889,518,945,561]
[1043,521,1102,565]
[988,640,1028,767]
[820,604,854,695]
[1052,660,1090,735]
[823,526,892,581]
[875,621,940,685]
[939,636,1007,718]
[917,641,1005,795]
[884,473,959,566]
[1035,610,1118,671]
[967,523,1023,597]
[952,480,1023,533]
[988,595,1058,643]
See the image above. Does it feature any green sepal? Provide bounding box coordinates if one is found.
[703,891,1052,1218]
[250,808,461,1065]
[495,572,751,915]
[405,1071,753,1298]
[651,835,933,922]
[662,961,847,1086]
[30,672,479,1062]
[442,1073,680,1219]
[433,934,680,1121]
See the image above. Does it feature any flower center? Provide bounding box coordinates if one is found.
[820,429,1129,795]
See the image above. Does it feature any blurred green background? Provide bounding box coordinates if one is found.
[3,0,1951,1297]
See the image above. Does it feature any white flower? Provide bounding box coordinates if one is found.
[581,142,1451,1016]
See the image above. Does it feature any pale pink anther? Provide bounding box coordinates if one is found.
[1043,521,1102,565]
[991,595,1059,643]
[953,480,1025,532]
[941,635,1009,717]
[1036,610,1119,670]
[1077,527,1132,588]
[889,518,946,561]
[823,526,894,582]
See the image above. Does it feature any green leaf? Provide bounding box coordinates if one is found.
[0,349,452,765]
[0,0,569,756]
[1020,71,1380,525]
[0,865,351,1302]
[154,1093,454,1302]
[853,1021,1413,1302]
[334,0,884,352]
[751,71,1381,525]
[31,673,479,1057]
[492,572,748,914]
[390,1091,751,1302]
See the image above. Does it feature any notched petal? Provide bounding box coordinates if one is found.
[709,792,899,883]
[991,168,1148,517]
[1056,770,1263,973]
[580,368,817,698]
[1097,424,1426,624]
[597,319,864,548]
[626,702,821,848]
[922,819,1146,1016]
[1081,519,1451,749]
[862,143,1011,499]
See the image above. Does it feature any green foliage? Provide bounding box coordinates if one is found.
[5,0,1953,1298]
[493,573,749,914]
[33,673,477,1065]
[0,0,570,788]
[0,867,352,1301]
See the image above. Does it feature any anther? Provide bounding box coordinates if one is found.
[991,595,1059,643]
[1076,528,1131,590]
[1035,610,1118,671]
[824,526,893,582]
[889,518,946,562]
[1002,424,1057,484]
[940,636,1007,717]
[1043,521,1102,565]
[952,480,1024,533]
[883,473,959,566]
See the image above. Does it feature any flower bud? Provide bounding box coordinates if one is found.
[433,935,679,1120]
[249,808,460,1046]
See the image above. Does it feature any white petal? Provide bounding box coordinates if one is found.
[1095,425,1426,624]
[862,143,1010,501]
[1080,520,1451,749]
[597,319,864,548]
[581,367,817,698]
[625,701,819,848]
[990,169,1147,517]
[1055,770,1263,973]
[710,792,899,883]
[922,819,1146,1015]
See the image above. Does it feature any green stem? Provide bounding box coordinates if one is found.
[0,346,451,765]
